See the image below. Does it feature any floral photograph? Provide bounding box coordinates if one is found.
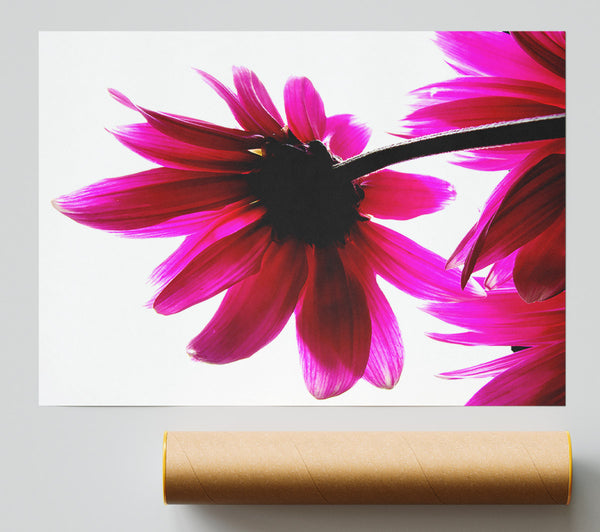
[39,32,565,405]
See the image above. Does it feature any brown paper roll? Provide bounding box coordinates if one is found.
[163,431,572,505]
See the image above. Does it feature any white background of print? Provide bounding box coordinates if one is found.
[40,31,508,405]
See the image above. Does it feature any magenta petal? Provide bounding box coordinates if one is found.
[107,88,137,110]
[187,239,307,364]
[152,223,271,315]
[447,140,564,270]
[284,76,326,142]
[484,251,517,290]
[438,349,532,380]
[460,152,565,285]
[362,286,403,389]
[435,32,565,91]
[194,69,262,133]
[359,169,456,220]
[128,212,220,239]
[402,96,563,138]
[425,290,565,347]
[109,123,259,172]
[466,343,565,406]
[236,67,284,126]
[425,287,565,326]
[446,223,478,271]
[512,32,565,79]
[355,222,485,301]
[449,141,551,172]
[123,200,264,240]
[151,235,202,292]
[109,89,263,150]
[52,169,251,232]
[324,114,371,160]
[513,211,565,303]
[406,77,565,109]
[396,75,565,171]
[141,108,264,150]
[150,202,265,284]
[341,245,403,389]
[428,329,563,347]
[295,246,371,399]
[232,66,285,137]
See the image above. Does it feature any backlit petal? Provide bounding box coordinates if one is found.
[435,32,565,91]
[52,168,251,232]
[355,222,485,301]
[232,66,285,137]
[448,141,550,171]
[109,88,264,150]
[425,290,565,347]
[484,251,517,290]
[401,96,562,138]
[460,152,565,286]
[438,349,532,380]
[341,244,403,389]
[325,114,371,160]
[194,69,263,133]
[295,246,371,399]
[406,77,565,109]
[187,239,307,364]
[512,32,565,79]
[149,202,265,284]
[109,123,259,172]
[284,76,326,142]
[359,169,456,220]
[513,210,565,303]
[466,343,565,405]
[152,223,271,315]
[447,140,564,270]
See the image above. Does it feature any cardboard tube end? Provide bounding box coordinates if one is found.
[163,431,168,505]
[567,431,572,505]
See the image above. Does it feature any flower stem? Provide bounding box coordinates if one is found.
[333,114,565,181]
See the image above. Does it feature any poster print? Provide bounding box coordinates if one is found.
[39,32,565,405]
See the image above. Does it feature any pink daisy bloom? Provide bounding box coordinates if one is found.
[425,285,565,405]
[53,66,483,399]
[398,32,565,303]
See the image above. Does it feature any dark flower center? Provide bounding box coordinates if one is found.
[248,134,366,247]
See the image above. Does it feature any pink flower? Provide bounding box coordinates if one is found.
[398,32,565,303]
[53,67,483,399]
[425,285,565,405]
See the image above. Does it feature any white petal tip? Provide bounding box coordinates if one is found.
[435,373,457,380]
[467,280,487,298]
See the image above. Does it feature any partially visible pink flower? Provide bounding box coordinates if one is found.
[53,66,483,399]
[397,32,565,303]
[425,284,565,405]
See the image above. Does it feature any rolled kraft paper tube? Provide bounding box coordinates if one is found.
[163,431,572,505]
